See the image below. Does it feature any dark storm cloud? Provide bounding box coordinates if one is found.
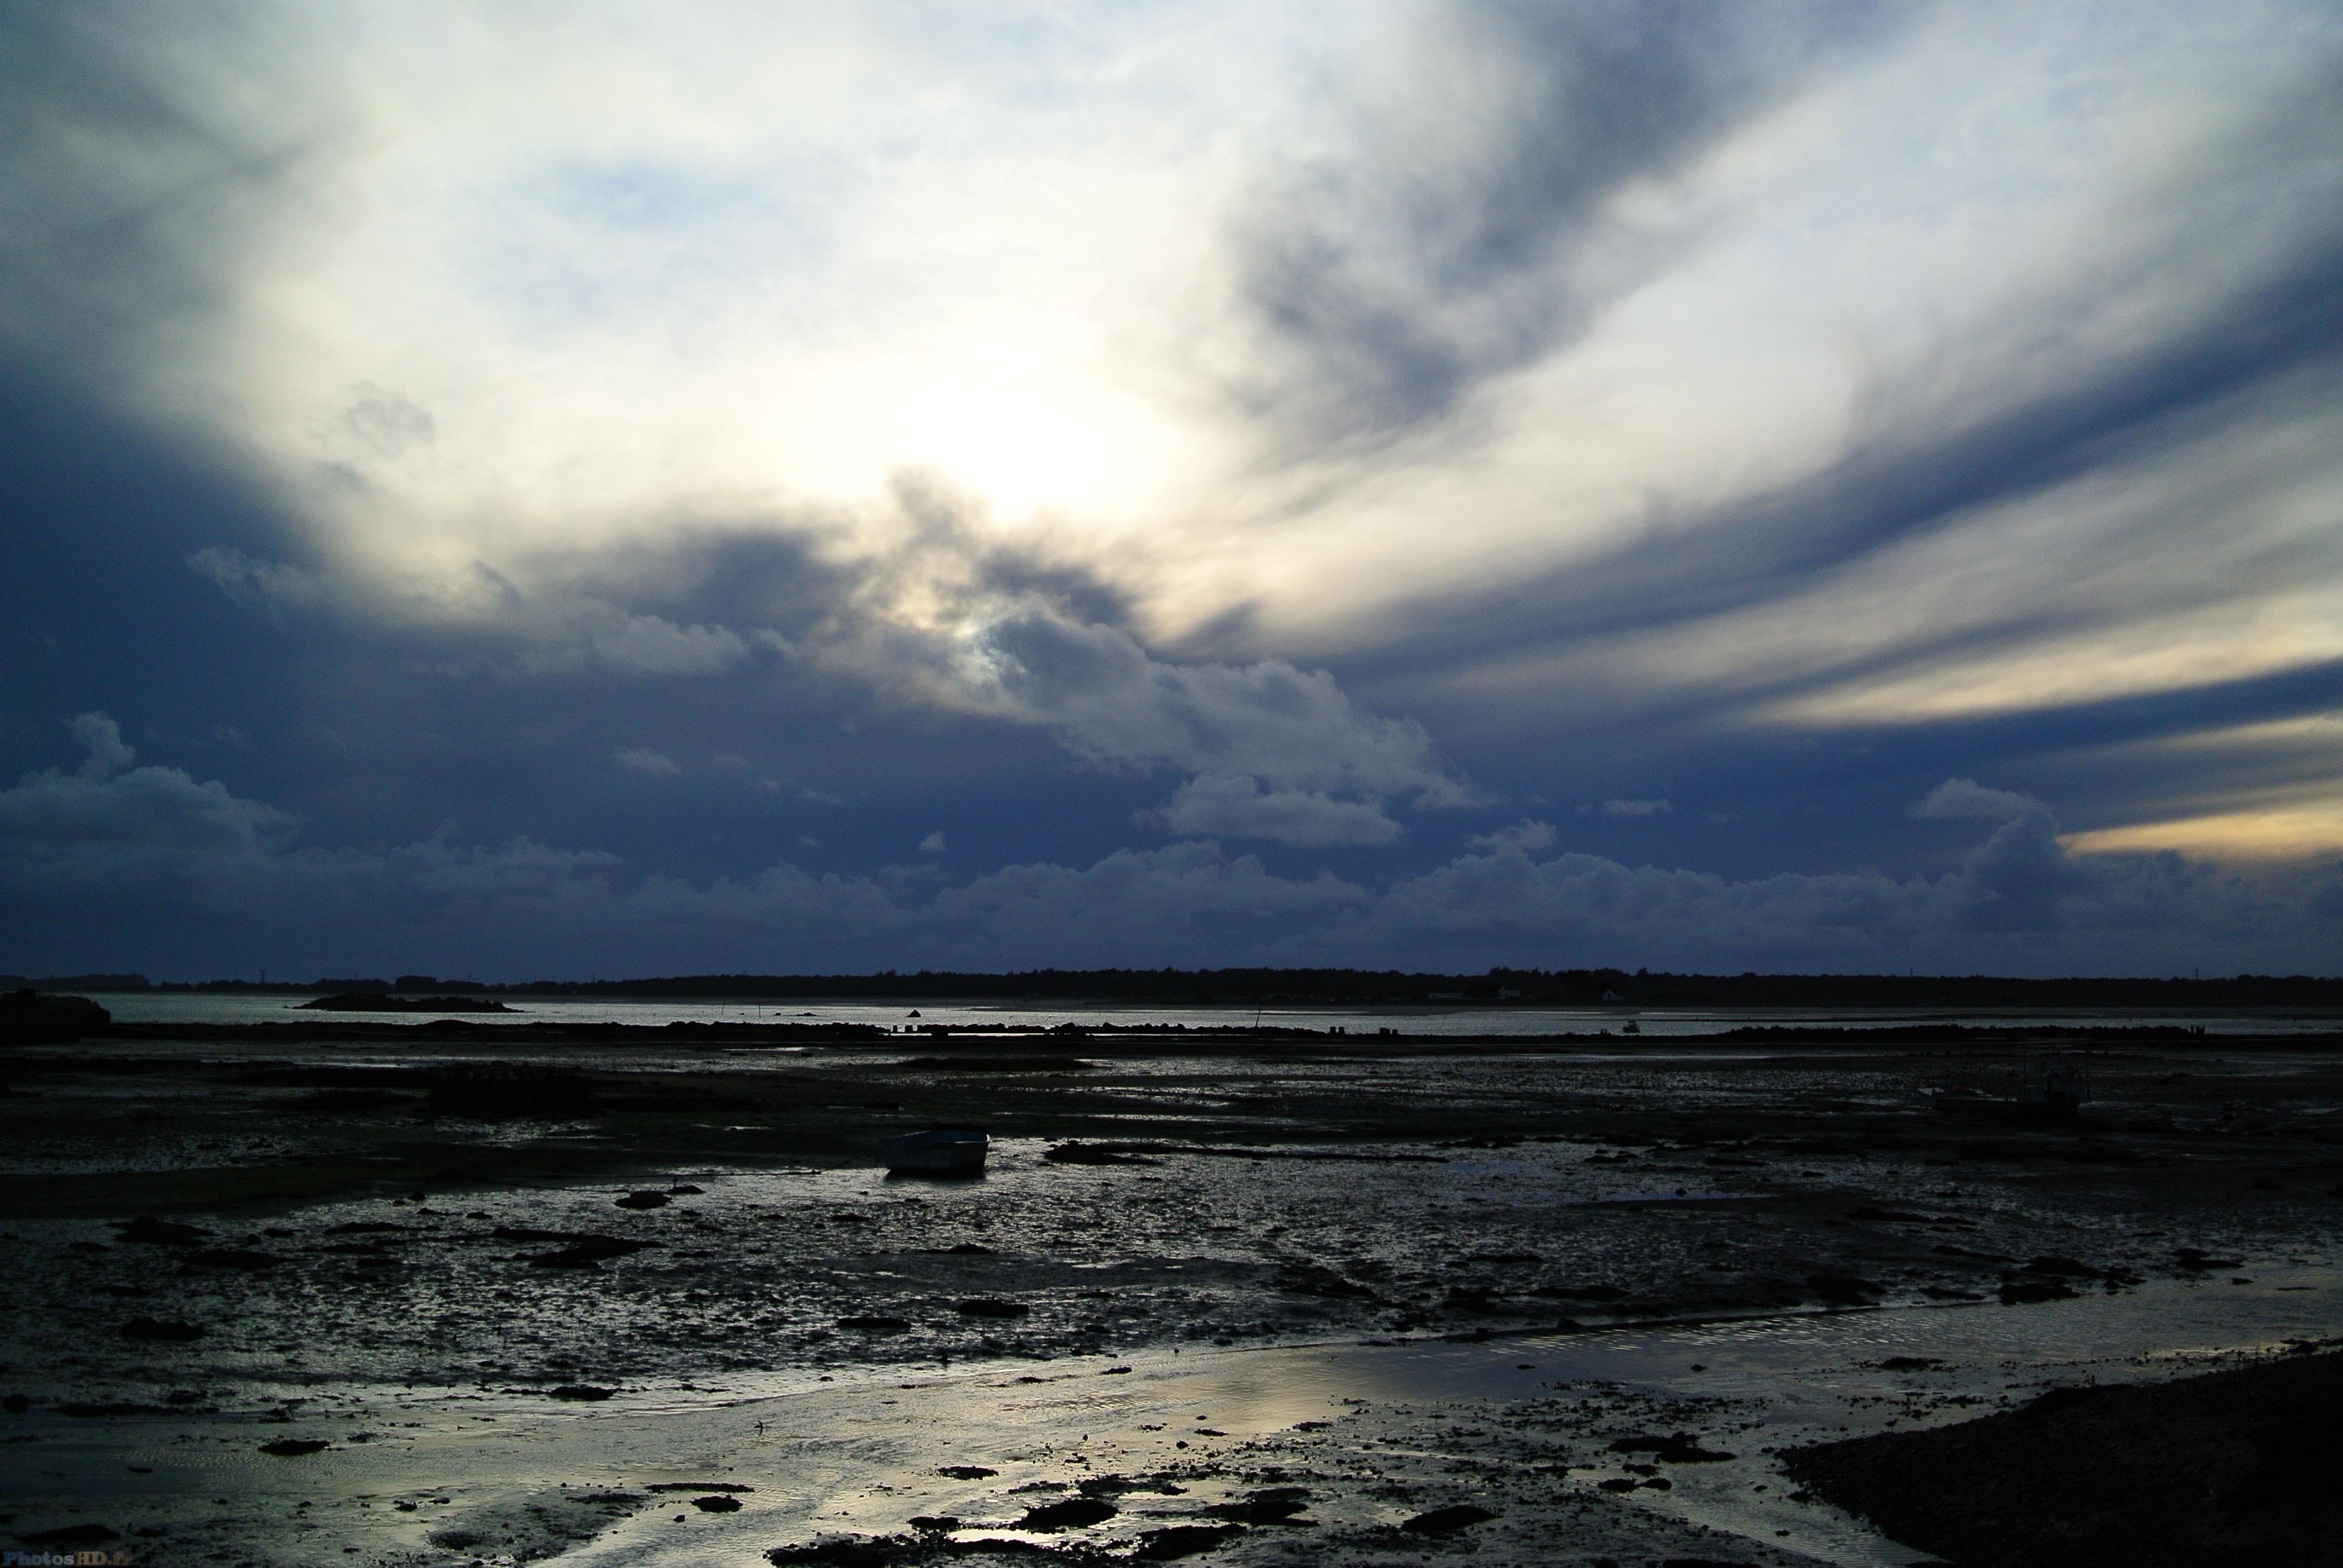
[4,716,2336,976]
[1225,0,1889,453]
[4,3,2339,979]
[0,2,329,393]
[174,475,1477,846]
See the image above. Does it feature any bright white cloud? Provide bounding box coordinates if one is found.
[19,3,2337,661]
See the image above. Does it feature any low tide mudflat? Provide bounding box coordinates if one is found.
[3,1019,2339,1565]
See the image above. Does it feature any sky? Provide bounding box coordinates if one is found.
[3,0,2341,980]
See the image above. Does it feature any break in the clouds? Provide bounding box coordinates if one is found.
[2,1,2341,976]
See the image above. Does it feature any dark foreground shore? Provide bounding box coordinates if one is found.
[2,1019,2339,1564]
[1784,1347,2343,1567]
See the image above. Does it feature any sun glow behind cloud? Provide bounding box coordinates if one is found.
[64,4,2325,607]
[6,0,2343,891]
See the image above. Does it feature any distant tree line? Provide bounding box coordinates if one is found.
[9,967,2343,1007]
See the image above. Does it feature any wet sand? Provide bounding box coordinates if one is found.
[3,1023,2341,1563]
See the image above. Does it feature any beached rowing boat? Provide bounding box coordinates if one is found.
[880,1125,990,1174]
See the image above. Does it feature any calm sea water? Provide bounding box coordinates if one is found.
[88,991,2343,1036]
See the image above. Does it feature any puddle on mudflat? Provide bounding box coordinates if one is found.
[8,1270,2336,1566]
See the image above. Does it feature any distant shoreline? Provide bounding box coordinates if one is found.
[74,1017,2343,1050]
[10,966,2343,1011]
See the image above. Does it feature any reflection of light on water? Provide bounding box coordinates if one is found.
[14,1273,2339,1566]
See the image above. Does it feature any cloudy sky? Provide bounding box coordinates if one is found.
[4,0,2341,980]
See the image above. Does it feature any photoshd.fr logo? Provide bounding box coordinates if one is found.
[2,1553,133,1566]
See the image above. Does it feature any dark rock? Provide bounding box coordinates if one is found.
[1136,1524,1244,1558]
[1207,1488,1311,1524]
[2021,1256,2100,1278]
[513,1231,655,1269]
[119,1318,204,1342]
[301,992,515,1013]
[945,1243,995,1255]
[113,1217,207,1247]
[2173,1247,2244,1272]
[908,1516,959,1533]
[646,1483,754,1492]
[1401,1504,1496,1533]
[324,1221,409,1235]
[692,1495,743,1512]
[1016,1496,1117,1530]
[258,1439,330,1456]
[667,1184,705,1195]
[550,1385,616,1400]
[1999,1278,2079,1305]
[1807,1273,1883,1307]
[1046,1141,1162,1165]
[2,1394,27,1413]
[19,1524,120,1546]
[614,1190,670,1210]
[1608,1432,1737,1463]
[1879,1356,1942,1371]
[765,1538,923,1567]
[936,1466,996,1480]
[0,989,109,1044]
[955,1298,1027,1319]
[840,1316,912,1332]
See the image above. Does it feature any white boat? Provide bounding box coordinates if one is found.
[880,1126,990,1175]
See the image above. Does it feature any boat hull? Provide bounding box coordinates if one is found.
[880,1128,989,1174]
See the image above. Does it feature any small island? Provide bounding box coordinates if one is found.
[297,992,519,1014]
